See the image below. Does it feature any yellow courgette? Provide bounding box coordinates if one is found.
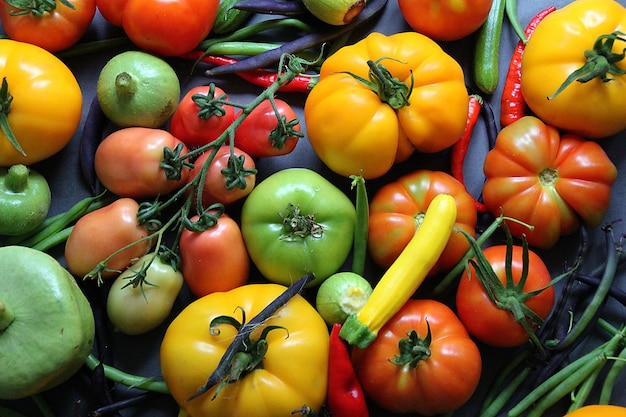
[339,193,458,348]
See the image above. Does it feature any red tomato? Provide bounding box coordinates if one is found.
[455,244,555,347]
[482,116,617,249]
[351,299,482,416]
[397,0,493,41]
[179,213,249,297]
[94,127,192,198]
[367,170,477,276]
[233,99,301,158]
[168,85,236,149]
[187,145,256,207]
[0,0,96,52]
[95,0,126,26]
[64,198,152,279]
[119,0,219,56]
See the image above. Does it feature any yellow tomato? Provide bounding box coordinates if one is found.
[0,39,82,166]
[521,0,626,138]
[304,31,468,179]
[564,405,626,417]
[160,283,330,417]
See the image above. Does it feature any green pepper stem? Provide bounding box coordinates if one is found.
[5,164,29,193]
[0,299,14,331]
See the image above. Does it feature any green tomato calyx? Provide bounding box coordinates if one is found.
[0,300,14,331]
[0,78,26,157]
[342,58,412,110]
[208,306,289,400]
[3,0,76,17]
[279,203,324,239]
[390,325,432,368]
[548,31,626,100]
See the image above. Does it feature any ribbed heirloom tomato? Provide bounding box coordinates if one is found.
[482,116,617,249]
[367,169,477,276]
[160,283,330,417]
[304,31,468,179]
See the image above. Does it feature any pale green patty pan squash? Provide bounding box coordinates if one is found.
[0,246,95,399]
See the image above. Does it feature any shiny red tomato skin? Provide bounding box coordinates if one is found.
[168,85,236,149]
[179,213,249,297]
[187,145,256,207]
[120,0,219,56]
[0,0,96,52]
[233,99,301,158]
[456,245,555,347]
[351,299,482,416]
[397,0,493,41]
[95,0,126,26]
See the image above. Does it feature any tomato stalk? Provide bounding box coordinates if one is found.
[187,272,315,401]
[548,31,626,100]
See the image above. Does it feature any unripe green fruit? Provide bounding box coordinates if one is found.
[0,164,51,236]
[0,246,95,399]
[97,50,181,128]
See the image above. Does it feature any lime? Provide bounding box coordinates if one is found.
[97,51,181,128]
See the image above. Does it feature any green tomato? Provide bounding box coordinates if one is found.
[107,252,184,335]
[0,246,95,399]
[240,168,356,287]
[315,271,373,326]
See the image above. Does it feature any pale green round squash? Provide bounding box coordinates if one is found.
[0,246,95,399]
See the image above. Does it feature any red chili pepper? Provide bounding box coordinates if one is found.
[450,94,488,213]
[179,51,314,93]
[327,323,369,417]
[500,6,557,127]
